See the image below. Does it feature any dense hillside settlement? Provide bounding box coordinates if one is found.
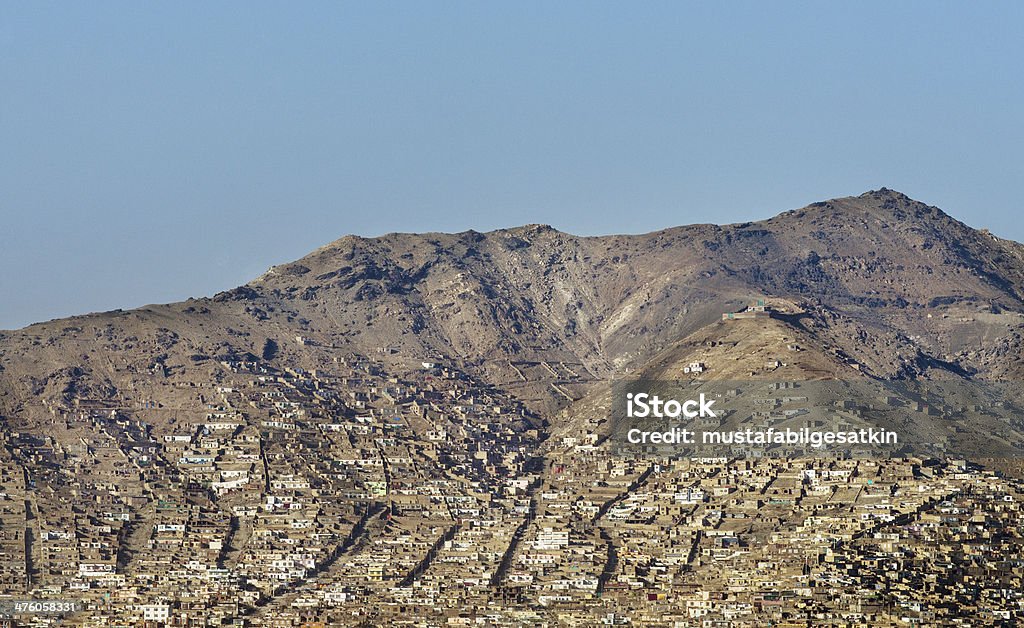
[3,190,1024,625]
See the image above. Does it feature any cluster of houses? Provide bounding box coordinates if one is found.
[0,351,545,625]
[0,346,1022,625]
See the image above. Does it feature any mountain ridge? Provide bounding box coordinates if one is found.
[5,188,1024,619]
[4,188,1024,424]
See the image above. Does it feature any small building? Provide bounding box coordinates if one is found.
[722,299,773,321]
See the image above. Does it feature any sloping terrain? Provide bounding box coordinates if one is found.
[3,188,1024,424]
[2,189,1024,623]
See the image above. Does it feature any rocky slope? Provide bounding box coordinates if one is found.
[2,188,1024,425]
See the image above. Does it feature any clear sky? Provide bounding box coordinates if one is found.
[2,2,1022,329]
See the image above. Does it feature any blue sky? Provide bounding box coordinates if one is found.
[2,2,1022,329]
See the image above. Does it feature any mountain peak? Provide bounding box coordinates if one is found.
[777,189,951,229]
[498,223,560,236]
[856,187,940,213]
[861,186,912,201]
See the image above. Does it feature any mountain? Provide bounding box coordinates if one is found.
[3,188,1024,423]
[4,188,1024,621]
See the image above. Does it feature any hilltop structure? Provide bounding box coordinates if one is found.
[722,298,773,321]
